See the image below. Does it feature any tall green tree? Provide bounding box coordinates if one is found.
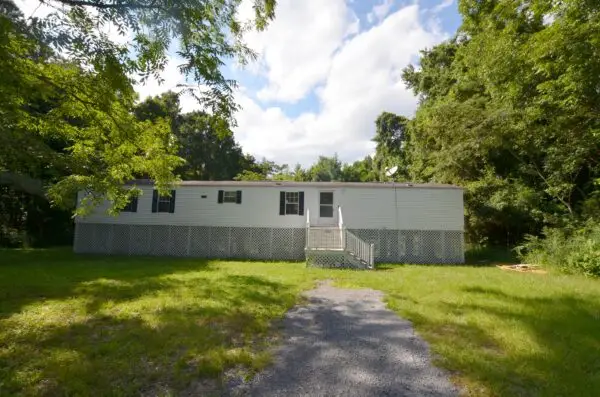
[134,92,256,181]
[402,0,600,244]
[341,157,378,182]
[308,155,343,182]
[372,112,410,180]
[176,112,248,180]
[1,0,276,214]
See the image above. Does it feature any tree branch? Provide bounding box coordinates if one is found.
[49,0,160,10]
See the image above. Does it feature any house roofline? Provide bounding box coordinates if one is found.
[126,179,463,190]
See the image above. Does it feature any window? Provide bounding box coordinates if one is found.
[158,194,171,212]
[285,192,299,215]
[223,191,237,203]
[319,192,334,218]
[279,191,304,215]
[152,190,176,213]
[122,196,138,212]
[218,190,242,204]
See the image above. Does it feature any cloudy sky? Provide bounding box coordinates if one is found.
[17,0,462,166]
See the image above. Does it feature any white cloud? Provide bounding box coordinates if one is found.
[14,0,56,18]
[432,0,455,13]
[234,4,446,166]
[18,1,449,167]
[16,0,132,50]
[240,0,360,103]
[133,56,207,113]
[134,57,184,100]
[367,0,395,24]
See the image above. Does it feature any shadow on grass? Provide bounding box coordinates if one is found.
[0,248,213,318]
[0,249,301,395]
[402,285,600,396]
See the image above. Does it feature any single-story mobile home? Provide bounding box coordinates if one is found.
[74,181,465,267]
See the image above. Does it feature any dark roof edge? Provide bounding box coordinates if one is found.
[126,179,463,190]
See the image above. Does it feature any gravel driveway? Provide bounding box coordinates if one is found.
[228,280,459,397]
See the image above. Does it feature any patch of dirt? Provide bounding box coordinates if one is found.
[497,264,547,274]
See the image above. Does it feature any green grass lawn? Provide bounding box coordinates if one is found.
[1,249,599,396]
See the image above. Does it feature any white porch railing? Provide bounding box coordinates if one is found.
[344,230,375,269]
[305,206,375,268]
[338,205,344,248]
[306,227,343,249]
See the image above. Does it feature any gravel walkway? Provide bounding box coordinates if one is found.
[228,280,459,397]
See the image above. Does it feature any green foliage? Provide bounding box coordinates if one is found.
[518,223,600,277]
[38,0,275,121]
[400,0,600,245]
[134,92,251,181]
[307,155,343,182]
[0,185,72,248]
[1,0,276,215]
[340,156,379,182]
[234,161,310,182]
[372,112,410,180]
[234,170,268,181]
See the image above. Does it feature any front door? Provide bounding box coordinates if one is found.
[317,191,336,226]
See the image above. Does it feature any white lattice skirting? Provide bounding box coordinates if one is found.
[73,224,464,263]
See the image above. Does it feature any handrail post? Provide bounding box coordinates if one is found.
[305,209,310,249]
[338,206,344,249]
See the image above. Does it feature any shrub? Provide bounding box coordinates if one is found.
[517,223,600,277]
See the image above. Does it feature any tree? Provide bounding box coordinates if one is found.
[372,112,410,180]
[176,112,248,181]
[133,92,250,181]
[401,0,600,245]
[308,155,343,182]
[234,159,294,181]
[341,157,378,182]
[1,0,276,214]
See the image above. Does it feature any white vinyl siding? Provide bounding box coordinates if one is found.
[77,184,464,231]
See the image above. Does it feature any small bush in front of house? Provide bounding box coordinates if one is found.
[518,223,600,277]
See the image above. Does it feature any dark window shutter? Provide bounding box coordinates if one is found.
[152,190,158,213]
[131,196,138,212]
[236,190,242,204]
[279,191,286,215]
[169,190,176,213]
[218,190,224,203]
[299,192,305,216]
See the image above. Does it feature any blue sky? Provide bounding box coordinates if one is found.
[235,0,462,119]
[224,0,462,166]
[18,0,463,167]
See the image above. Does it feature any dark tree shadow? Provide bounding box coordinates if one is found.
[0,248,213,318]
[0,249,304,395]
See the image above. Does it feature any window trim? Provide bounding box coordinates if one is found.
[218,190,242,204]
[319,191,334,218]
[152,189,176,213]
[279,191,304,216]
[285,192,300,215]
[223,191,237,203]
[157,194,172,213]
